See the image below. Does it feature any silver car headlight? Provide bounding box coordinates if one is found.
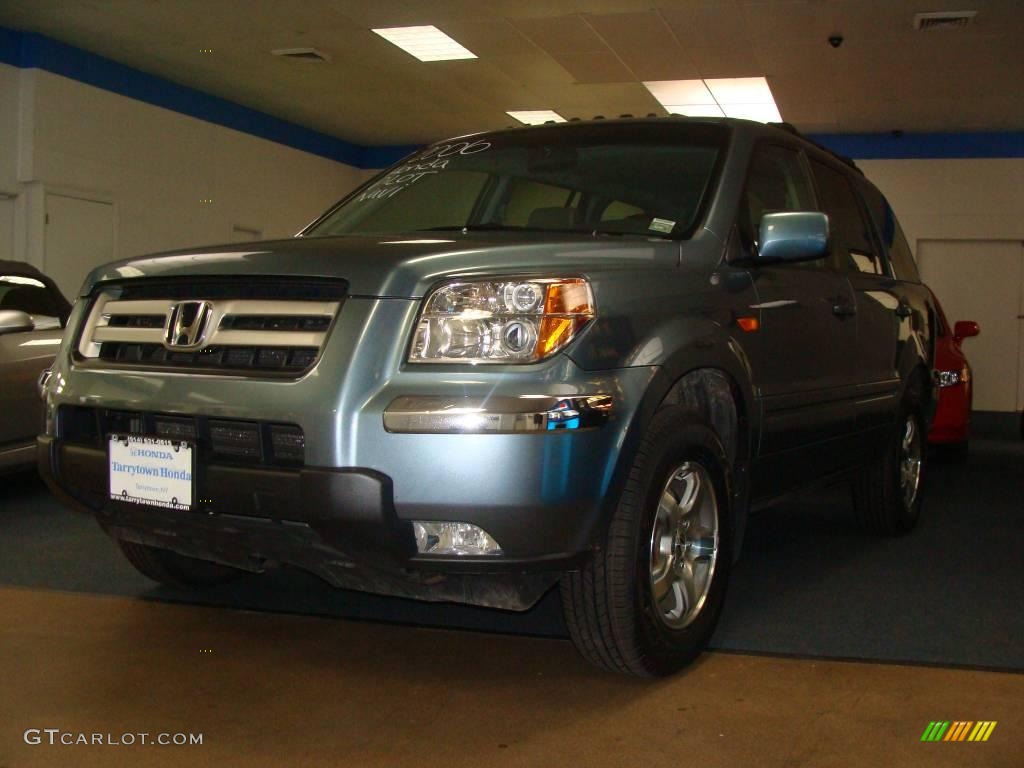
[408,277,595,364]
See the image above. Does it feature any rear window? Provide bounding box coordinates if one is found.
[861,183,920,282]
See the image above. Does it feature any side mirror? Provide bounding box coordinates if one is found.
[953,320,980,341]
[758,211,829,263]
[0,309,35,335]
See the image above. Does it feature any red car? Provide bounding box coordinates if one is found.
[929,301,979,451]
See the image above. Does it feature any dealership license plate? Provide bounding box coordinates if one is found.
[108,434,194,510]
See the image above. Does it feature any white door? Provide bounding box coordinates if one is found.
[45,193,114,298]
[918,239,1024,413]
[0,196,13,261]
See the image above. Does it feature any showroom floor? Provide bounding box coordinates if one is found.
[2,437,1022,765]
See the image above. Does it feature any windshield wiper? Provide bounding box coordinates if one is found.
[417,224,528,233]
[418,224,674,239]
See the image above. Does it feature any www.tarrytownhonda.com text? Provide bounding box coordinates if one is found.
[24,729,202,746]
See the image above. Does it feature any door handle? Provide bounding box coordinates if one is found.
[832,303,856,317]
[895,302,913,318]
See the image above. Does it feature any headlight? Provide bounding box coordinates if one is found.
[409,278,595,364]
[937,369,962,387]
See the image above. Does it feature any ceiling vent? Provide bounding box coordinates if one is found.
[271,47,332,62]
[913,10,977,30]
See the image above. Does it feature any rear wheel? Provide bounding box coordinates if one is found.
[560,408,732,677]
[116,538,245,588]
[852,383,927,535]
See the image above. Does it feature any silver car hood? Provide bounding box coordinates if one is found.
[81,232,686,299]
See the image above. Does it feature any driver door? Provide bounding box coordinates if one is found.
[737,144,859,499]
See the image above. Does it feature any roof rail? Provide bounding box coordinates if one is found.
[770,121,863,174]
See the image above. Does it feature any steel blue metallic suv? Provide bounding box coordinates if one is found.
[39,118,936,676]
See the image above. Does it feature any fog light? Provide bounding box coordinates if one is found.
[413,521,502,556]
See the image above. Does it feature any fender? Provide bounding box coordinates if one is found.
[576,323,760,562]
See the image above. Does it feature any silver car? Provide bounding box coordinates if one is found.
[0,261,70,472]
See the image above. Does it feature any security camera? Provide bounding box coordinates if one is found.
[828,35,844,48]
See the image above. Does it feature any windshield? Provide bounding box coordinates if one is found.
[304,122,726,240]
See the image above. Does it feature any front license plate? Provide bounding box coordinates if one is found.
[108,434,194,510]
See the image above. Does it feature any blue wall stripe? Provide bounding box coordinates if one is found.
[0,26,417,169]
[809,131,1024,160]
[1,25,1021,164]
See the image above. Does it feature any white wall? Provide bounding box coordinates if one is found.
[0,63,364,295]
[0,64,20,194]
[859,158,1024,251]
[861,157,1024,417]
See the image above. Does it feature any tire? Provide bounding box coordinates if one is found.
[116,538,245,588]
[852,382,928,535]
[560,407,733,677]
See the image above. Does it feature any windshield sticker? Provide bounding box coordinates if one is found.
[355,139,493,203]
[649,218,675,233]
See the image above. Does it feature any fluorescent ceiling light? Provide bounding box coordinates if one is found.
[643,76,781,123]
[663,104,725,118]
[506,110,567,125]
[705,77,775,105]
[372,25,476,61]
[643,80,715,106]
[722,103,783,123]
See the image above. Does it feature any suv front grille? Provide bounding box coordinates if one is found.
[98,342,319,372]
[75,278,345,376]
[58,406,305,467]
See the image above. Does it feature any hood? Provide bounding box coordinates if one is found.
[82,232,688,299]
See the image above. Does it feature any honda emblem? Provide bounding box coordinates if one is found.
[164,300,213,350]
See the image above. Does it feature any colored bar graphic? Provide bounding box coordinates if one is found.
[922,721,996,742]
[921,722,950,741]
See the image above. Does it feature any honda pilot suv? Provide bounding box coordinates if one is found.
[39,118,935,676]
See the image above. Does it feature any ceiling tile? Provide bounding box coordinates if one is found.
[438,20,533,57]
[549,51,637,84]
[659,2,752,49]
[584,11,698,80]
[510,14,609,54]
[689,46,763,79]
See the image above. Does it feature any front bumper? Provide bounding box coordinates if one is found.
[37,435,567,609]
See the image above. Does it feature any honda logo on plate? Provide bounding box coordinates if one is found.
[164,300,213,350]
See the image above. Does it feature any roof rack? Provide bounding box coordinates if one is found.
[769,122,862,174]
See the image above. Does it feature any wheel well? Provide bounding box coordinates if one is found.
[907,363,936,423]
[658,368,747,466]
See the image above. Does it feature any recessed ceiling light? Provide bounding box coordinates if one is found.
[506,110,567,125]
[372,25,476,61]
[643,76,781,123]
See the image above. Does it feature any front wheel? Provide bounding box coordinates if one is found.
[560,408,733,677]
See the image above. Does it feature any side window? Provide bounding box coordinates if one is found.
[0,275,62,319]
[810,160,886,276]
[744,145,816,231]
[741,144,820,267]
[862,184,920,282]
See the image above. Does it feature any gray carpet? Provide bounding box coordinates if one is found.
[2,437,1022,670]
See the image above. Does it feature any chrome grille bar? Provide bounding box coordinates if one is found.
[77,290,341,374]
